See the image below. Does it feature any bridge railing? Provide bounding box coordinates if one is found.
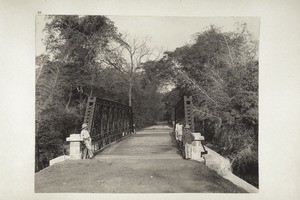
[174,96,207,161]
[174,96,195,131]
[83,97,134,152]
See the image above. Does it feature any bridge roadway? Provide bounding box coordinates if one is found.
[35,125,246,193]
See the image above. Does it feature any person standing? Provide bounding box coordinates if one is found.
[80,123,94,159]
[172,121,175,134]
[175,122,179,140]
[182,124,195,159]
[176,122,183,149]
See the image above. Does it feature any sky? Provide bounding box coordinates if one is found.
[35,15,259,56]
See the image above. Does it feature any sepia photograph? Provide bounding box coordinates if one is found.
[1,0,300,199]
[35,15,259,193]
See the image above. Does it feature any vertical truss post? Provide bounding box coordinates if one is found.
[83,97,97,130]
[111,107,116,141]
[184,96,194,132]
[116,108,120,136]
[129,108,133,133]
[174,96,194,131]
[106,107,111,144]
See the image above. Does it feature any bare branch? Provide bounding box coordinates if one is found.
[222,34,235,67]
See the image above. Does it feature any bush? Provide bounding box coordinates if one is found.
[213,123,258,186]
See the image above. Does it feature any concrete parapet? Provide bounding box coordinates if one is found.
[49,155,70,166]
[203,146,231,175]
[66,134,83,160]
[203,146,259,192]
[190,132,206,162]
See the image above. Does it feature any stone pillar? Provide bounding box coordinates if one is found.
[66,134,83,160]
[191,132,205,162]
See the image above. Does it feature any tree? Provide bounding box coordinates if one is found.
[35,15,122,171]
[100,36,159,106]
[131,61,165,128]
[35,54,50,81]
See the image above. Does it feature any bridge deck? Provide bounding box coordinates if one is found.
[35,125,246,193]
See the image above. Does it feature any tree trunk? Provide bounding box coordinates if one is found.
[65,88,73,111]
[128,81,132,106]
[79,86,85,120]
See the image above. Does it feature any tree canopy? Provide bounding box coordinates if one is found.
[35,15,163,171]
[160,24,258,186]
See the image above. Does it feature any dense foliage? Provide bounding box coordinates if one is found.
[35,16,162,171]
[160,25,258,186]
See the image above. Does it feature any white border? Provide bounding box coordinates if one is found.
[1,0,300,199]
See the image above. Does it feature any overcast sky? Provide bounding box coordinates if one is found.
[36,16,259,56]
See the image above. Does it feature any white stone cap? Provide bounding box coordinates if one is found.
[192,132,205,141]
[66,134,83,142]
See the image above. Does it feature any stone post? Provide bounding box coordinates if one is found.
[66,134,83,160]
[191,132,206,162]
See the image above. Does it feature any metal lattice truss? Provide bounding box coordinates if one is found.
[83,97,134,151]
[174,96,195,132]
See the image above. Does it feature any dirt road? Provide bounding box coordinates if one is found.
[35,125,246,193]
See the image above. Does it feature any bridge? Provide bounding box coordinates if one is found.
[35,96,257,193]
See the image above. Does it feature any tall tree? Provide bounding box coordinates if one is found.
[100,36,158,106]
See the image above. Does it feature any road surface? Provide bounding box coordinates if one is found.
[35,125,246,193]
